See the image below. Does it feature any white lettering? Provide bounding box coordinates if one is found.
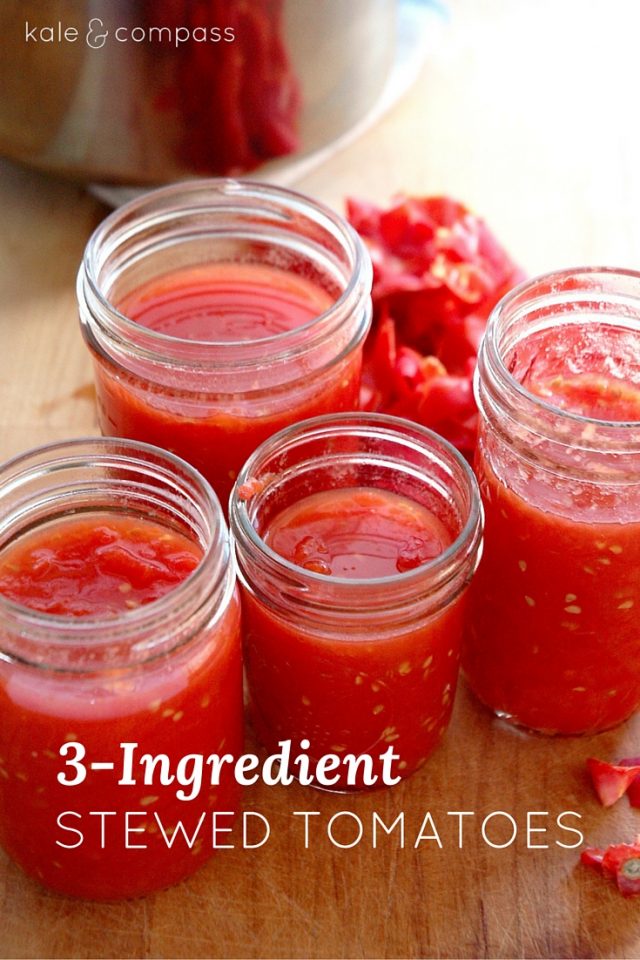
[118,742,138,785]
[482,811,518,849]
[526,811,549,849]
[243,811,270,849]
[414,811,443,848]
[155,811,206,848]
[556,811,584,849]
[327,812,364,849]
[55,811,83,848]
[372,811,405,848]
[293,810,321,849]
[211,811,235,849]
[174,754,201,802]
[58,741,87,786]
[86,18,108,49]
[447,811,475,848]
[89,810,116,849]
[125,811,148,849]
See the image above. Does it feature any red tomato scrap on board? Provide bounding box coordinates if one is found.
[347,195,525,459]
[581,839,640,897]
[582,756,640,897]
[621,757,640,809]
[586,757,640,808]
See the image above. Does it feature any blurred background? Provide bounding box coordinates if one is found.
[5,0,640,452]
[1,0,640,273]
[0,1,440,189]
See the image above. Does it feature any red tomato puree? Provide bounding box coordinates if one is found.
[93,262,361,506]
[118,263,332,341]
[243,487,465,788]
[465,341,640,734]
[0,513,241,899]
[264,487,450,577]
[0,514,201,615]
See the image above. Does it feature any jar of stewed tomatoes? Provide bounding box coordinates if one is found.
[465,267,640,734]
[230,413,483,790]
[77,179,372,508]
[0,438,242,899]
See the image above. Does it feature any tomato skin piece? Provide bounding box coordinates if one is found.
[626,781,640,808]
[617,757,640,809]
[368,312,397,405]
[580,847,606,872]
[586,757,640,808]
[602,843,639,875]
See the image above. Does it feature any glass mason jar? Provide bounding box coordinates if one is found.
[0,438,242,899]
[464,267,640,735]
[77,179,372,509]
[230,413,483,790]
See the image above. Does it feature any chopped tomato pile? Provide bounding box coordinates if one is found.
[347,195,525,459]
[582,756,640,896]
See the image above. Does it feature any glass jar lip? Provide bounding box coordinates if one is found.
[484,265,640,430]
[230,411,482,590]
[80,177,371,355]
[0,437,226,640]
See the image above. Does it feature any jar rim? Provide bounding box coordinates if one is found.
[0,437,231,668]
[483,265,640,431]
[79,178,371,366]
[230,412,482,594]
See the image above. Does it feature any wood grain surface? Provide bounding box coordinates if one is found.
[2,2,640,957]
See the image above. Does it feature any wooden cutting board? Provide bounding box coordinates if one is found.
[2,2,640,955]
